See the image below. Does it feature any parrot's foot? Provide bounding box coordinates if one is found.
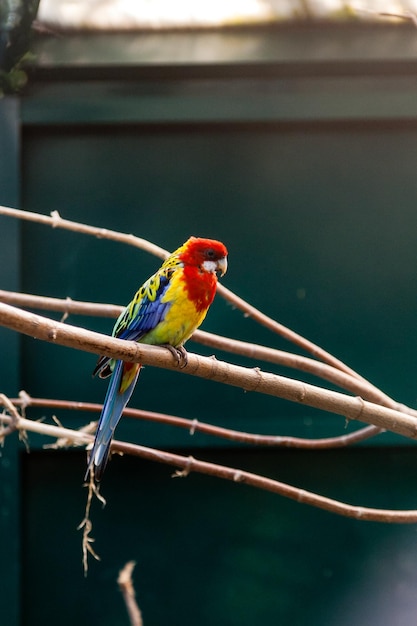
[163,344,188,368]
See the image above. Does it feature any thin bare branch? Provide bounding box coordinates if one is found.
[9,396,383,449]
[1,411,416,523]
[0,289,121,318]
[0,205,168,259]
[124,443,417,524]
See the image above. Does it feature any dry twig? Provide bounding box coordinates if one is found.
[78,468,106,576]
[118,561,143,626]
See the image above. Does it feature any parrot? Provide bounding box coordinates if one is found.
[86,236,228,481]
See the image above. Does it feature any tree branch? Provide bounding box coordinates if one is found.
[0,301,416,440]
[9,395,383,449]
[0,205,168,259]
[1,409,416,523]
[0,289,121,318]
[0,289,410,415]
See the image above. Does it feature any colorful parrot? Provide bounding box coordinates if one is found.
[86,236,228,480]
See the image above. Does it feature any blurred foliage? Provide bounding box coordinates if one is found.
[0,0,40,95]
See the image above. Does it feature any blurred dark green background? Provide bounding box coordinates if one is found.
[2,23,417,626]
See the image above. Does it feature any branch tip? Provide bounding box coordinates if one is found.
[118,561,143,626]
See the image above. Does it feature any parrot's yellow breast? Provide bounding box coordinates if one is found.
[140,268,209,348]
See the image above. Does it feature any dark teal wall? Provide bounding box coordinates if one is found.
[0,98,20,393]
[21,447,417,626]
[0,97,21,626]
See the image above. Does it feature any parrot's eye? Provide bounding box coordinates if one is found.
[205,248,215,259]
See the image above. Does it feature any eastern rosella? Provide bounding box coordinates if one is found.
[86,236,228,480]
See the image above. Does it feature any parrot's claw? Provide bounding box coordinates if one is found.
[163,344,188,368]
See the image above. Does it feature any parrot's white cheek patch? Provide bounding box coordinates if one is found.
[202,260,217,273]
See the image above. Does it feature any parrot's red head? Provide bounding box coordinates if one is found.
[178,237,228,277]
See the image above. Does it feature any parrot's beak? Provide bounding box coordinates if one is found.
[216,256,228,277]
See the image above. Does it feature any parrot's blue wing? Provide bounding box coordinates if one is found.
[114,271,172,342]
[92,271,172,378]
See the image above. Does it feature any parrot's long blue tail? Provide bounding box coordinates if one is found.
[86,360,141,481]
